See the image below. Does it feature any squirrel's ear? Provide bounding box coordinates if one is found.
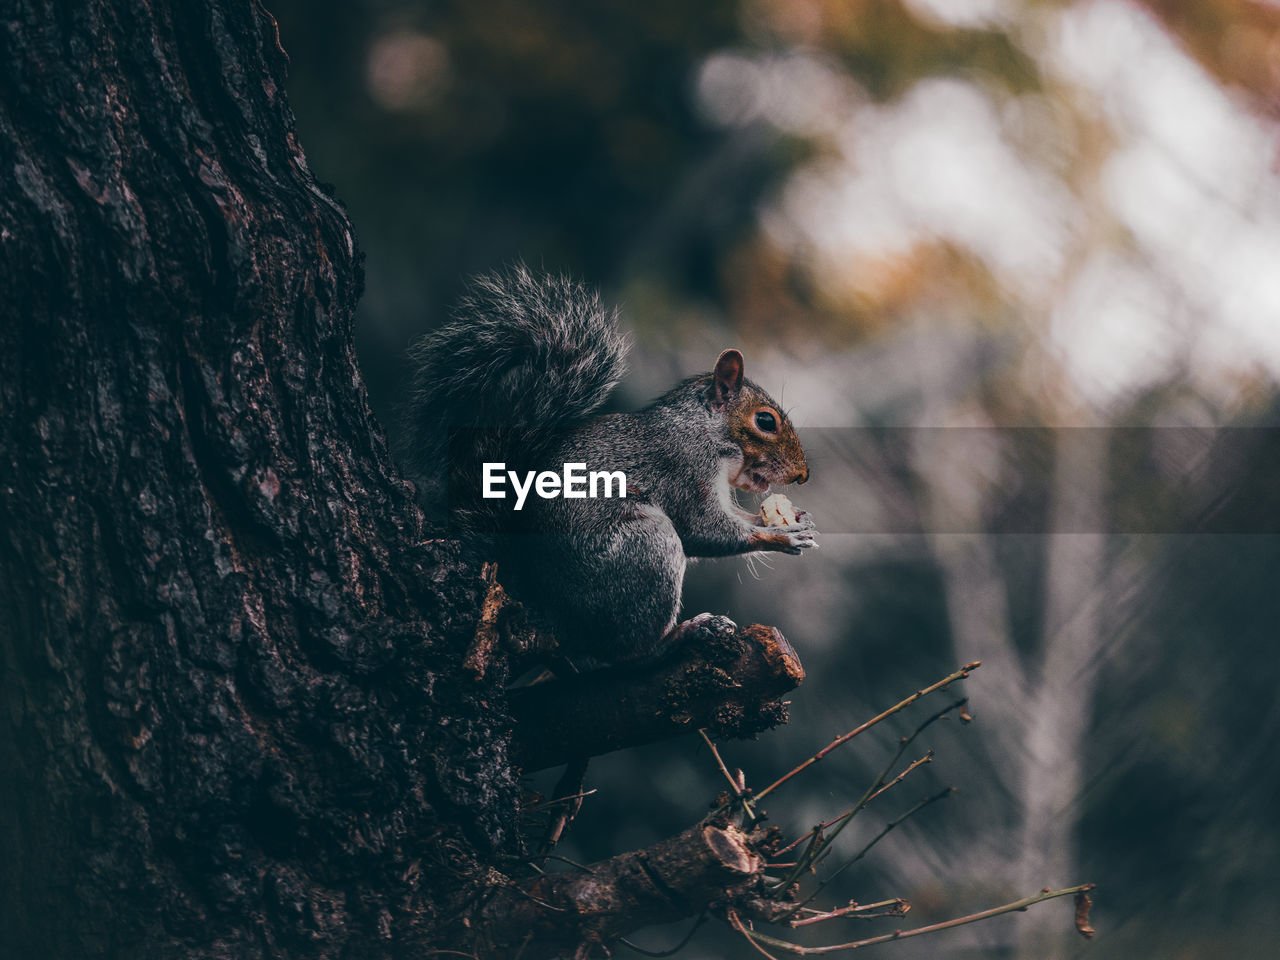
[711,349,744,405]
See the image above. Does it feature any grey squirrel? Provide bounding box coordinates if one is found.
[405,265,816,664]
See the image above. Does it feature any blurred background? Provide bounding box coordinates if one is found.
[268,1,1280,956]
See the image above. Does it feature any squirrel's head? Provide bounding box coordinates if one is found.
[708,349,809,494]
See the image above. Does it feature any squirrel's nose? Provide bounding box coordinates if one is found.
[794,467,809,484]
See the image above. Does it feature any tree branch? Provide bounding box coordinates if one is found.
[480,820,769,959]
[730,883,1096,955]
[509,622,805,771]
[752,663,978,804]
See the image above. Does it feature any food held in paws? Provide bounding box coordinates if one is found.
[760,493,798,527]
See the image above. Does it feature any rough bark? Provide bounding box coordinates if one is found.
[0,2,518,956]
[510,622,804,772]
[0,3,796,958]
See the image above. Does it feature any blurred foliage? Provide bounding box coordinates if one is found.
[1135,0,1280,115]
[270,0,783,414]
[743,0,1042,97]
[269,0,1280,957]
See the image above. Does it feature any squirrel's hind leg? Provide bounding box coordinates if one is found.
[549,502,687,665]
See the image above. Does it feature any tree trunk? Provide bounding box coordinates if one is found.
[0,4,797,958]
[1,2,519,956]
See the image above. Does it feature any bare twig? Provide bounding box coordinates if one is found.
[541,757,590,855]
[752,663,979,804]
[527,788,599,811]
[789,899,910,928]
[770,687,965,869]
[699,729,757,821]
[770,696,961,893]
[784,788,955,917]
[616,912,709,957]
[729,910,786,960]
[699,729,739,792]
[864,753,933,806]
[738,884,1096,954]
[772,824,822,860]
[776,823,826,891]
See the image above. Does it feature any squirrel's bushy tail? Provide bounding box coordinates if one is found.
[403,265,628,517]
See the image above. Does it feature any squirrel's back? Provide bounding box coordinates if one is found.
[403,265,629,517]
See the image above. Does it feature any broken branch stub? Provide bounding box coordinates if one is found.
[479,820,768,958]
[509,621,805,771]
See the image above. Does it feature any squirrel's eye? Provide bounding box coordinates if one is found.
[755,411,778,433]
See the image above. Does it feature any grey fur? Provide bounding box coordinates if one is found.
[405,267,816,664]
[514,379,815,661]
[403,264,628,488]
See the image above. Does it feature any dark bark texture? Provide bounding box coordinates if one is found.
[510,622,803,772]
[0,3,798,957]
[0,2,519,956]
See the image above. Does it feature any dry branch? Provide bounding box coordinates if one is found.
[479,820,773,959]
[730,883,1097,955]
[753,662,979,804]
[509,622,805,771]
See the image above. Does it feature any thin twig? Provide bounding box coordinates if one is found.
[789,898,910,928]
[775,823,827,892]
[770,696,959,894]
[864,754,933,805]
[772,824,822,860]
[772,711,951,891]
[753,663,979,804]
[541,756,590,855]
[699,729,739,792]
[504,882,570,914]
[527,788,598,811]
[784,788,955,918]
[616,912,709,957]
[729,910,786,960]
[736,884,1095,954]
[699,729,756,820]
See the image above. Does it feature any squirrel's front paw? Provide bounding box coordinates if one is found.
[778,528,817,555]
[752,526,818,555]
[791,508,817,531]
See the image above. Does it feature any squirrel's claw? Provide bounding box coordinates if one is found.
[767,526,817,554]
[664,612,738,648]
[780,529,818,554]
